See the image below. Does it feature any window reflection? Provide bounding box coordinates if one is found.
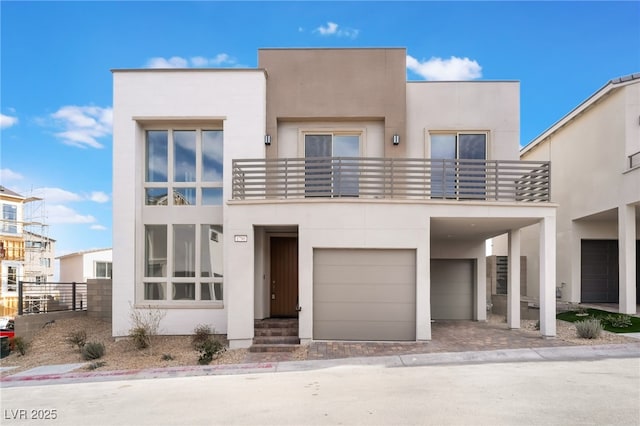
[174,131,196,182]
[146,131,168,182]
[202,130,223,182]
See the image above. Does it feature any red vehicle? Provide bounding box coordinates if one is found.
[0,318,15,351]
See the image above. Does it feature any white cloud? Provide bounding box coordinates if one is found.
[314,22,359,39]
[33,187,83,203]
[89,191,110,203]
[46,205,96,224]
[51,105,112,149]
[90,224,107,231]
[1,113,18,129]
[406,55,482,81]
[0,168,23,181]
[146,53,239,69]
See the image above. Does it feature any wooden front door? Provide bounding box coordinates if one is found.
[270,237,298,317]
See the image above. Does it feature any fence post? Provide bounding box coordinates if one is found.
[72,282,77,311]
[18,280,23,316]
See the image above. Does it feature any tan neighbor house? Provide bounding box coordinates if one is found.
[507,74,639,314]
[112,48,558,348]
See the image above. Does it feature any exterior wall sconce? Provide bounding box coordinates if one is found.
[264,134,271,145]
[393,134,400,145]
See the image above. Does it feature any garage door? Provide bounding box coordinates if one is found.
[581,240,619,303]
[313,249,416,341]
[431,259,474,320]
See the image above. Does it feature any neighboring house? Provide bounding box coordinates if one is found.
[0,186,25,316]
[512,74,639,314]
[23,231,56,283]
[113,48,557,348]
[57,248,112,283]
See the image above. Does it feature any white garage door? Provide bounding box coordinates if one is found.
[313,249,416,341]
[431,259,474,320]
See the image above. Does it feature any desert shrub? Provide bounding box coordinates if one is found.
[600,314,632,328]
[13,337,28,356]
[128,304,166,353]
[82,342,105,360]
[66,330,87,351]
[575,318,602,339]
[129,326,150,350]
[195,337,225,365]
[192,324,213,349]
[161,353,174,361]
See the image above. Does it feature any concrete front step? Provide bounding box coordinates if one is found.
[249,343,300,353]
[251,318,300,352]
[254,327,299,337]
[253,336,301,345]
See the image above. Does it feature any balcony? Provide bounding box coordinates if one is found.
[232,157,550,202]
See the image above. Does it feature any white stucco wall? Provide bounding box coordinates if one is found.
[520,82,640,302]
[406,81,520,160]
[112,69,266,336]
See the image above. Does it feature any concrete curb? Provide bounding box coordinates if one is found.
[2,342,639,388]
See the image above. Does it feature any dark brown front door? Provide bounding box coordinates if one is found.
[270,237,298,317]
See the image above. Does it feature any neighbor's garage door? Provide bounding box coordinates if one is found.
[431,259,474,320]
[313,249,416,341]
[581,240,619,303]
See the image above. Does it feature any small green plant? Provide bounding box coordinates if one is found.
[82,342,106,360]
[195,337,225,365]
[600,314,633,328]
[87,361,106,370]
[192,324,213,349]
[129,326,150,350]
[161,353,174,361]
[534,320,540,331]
[13,337,28,356]
[575,318,603,339]
[65,330,87,351]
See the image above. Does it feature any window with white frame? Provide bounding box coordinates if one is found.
[145,129,223,206]
[429,132,487,199]
[2,204,18,234]
[143,224,223,302]
[95,261,112,279]
[304,133,360,197]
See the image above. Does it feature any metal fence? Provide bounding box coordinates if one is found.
[233,157,551,202]
[18,281,87,315]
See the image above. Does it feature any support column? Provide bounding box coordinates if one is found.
[507,229,521,329]
[619,204,637,314]
[539,216,556,337]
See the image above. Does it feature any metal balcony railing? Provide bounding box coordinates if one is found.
[629,150,640,169]
[232,157,551,202]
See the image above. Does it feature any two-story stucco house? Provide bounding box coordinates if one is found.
[515,74,639,314]
[112,48,557,347]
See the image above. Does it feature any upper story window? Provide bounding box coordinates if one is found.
[95,261,112,279]
[2,204,18,234]
[304,133,361,197]
[429,132,487,199]
[145,129,223,206]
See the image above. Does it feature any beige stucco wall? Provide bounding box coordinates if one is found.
[259,48,407,158]
[112,69,266,336]
[520,82,640,302]
[406,81,520,160]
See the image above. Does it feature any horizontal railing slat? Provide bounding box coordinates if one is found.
[232,157,550,202]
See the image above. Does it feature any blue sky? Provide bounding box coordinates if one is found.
[1,1,639,257]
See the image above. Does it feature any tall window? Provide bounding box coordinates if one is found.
[145,129,223,206]
[7,266,17,292]
[304,133,360,197]
[2,204,17,234]
[143,224,223,302]
[430,133,487,199]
